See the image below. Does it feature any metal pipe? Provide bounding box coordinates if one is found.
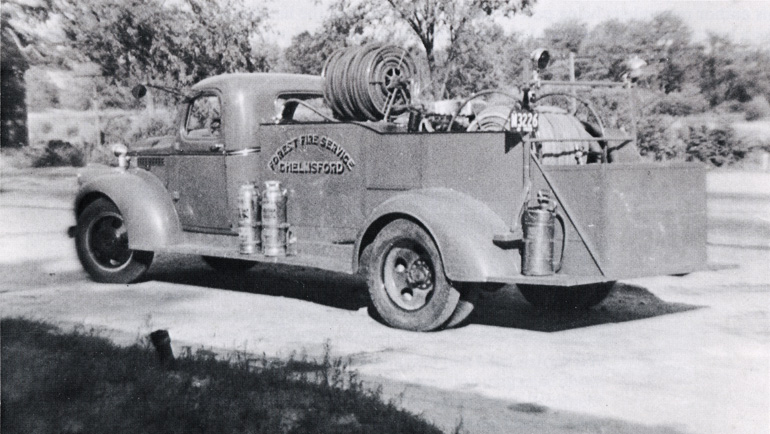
[509,136,532,235]
[541,80,626,88]
[525,137,633,143]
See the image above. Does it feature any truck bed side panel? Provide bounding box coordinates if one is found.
[541,163,707,279]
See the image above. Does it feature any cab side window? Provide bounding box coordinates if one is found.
[186,94,222,138]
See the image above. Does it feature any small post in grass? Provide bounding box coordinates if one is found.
[149,330,176,370]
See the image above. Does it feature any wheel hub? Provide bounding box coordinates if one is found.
[89,213,131,269]
[383,246,435,311]
[406,259,432,289]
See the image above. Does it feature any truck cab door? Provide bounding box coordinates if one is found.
[171,92,231,232]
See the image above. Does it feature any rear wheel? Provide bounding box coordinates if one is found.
[202,256,256,272]
[443,284,481,328]
[366,219,460,331]
[518,282,615,312]
[75,198,153,283]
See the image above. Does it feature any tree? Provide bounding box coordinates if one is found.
[283,0,368,75]
[439,23,527,98]
[58,0,274,97]
[542,19,587,55]
[1,0,59,147]
[25,66,60,111]
[699,33,770,106]
[540,19,588,81]
[1,22,29,147]
[580,12,698,92]
[182,0,274,80]
[324,0,535,98]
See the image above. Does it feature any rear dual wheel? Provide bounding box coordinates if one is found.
[518,282,615,312]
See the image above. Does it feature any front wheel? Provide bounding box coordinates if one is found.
[518,282,615,312]
[366,219,460,331]
[75,198,153,283]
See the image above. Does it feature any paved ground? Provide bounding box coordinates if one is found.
[1,167,768,434]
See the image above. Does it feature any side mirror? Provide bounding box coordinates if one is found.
[131,84,147,99]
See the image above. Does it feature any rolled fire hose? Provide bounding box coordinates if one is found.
[322,44,417,122]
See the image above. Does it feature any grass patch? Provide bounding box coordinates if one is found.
[1,318,441,434]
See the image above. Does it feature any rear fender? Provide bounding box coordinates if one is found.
[75,169,182,250]
[353,188,519,282]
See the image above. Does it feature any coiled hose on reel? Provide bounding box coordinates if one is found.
[322,44,417,122]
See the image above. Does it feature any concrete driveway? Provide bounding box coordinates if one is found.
[1,167,768,434]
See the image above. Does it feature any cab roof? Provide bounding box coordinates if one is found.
[191,73,324,96]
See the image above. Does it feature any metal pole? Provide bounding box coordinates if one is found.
[569,52,576,114]
[92,82,100,161]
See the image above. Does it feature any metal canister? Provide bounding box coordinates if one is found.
[238,183,259,254]
[522,194,556,276]
[261,180,288,256]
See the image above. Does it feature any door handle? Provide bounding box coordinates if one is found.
[210,143,224,152]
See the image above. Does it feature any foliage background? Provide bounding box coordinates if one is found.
[4,0,770,167]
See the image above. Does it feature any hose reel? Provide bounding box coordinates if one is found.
[322,44,417,122]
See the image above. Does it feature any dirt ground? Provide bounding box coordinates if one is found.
[1,166,768,434]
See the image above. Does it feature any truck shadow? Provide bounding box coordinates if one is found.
[468,283,701,332]
[147,255,700,332]
[146,255,368,311]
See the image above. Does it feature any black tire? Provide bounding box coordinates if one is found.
[202,256,256,272]
[443,284,481,328]
[75,198,153,283]
[366,219,460,331]
[518,282,615,312]
[444,283,505,328]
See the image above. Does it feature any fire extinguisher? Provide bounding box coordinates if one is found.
[521,190,566,276]
[261,180,293,257]
[237,183,260,255]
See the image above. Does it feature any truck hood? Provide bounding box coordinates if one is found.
[130,135,176,156]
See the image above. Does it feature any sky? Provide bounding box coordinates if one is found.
[264,0,770,46]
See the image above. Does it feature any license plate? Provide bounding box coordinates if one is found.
[510,111,539,133]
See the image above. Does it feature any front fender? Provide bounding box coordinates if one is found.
[354,188,520,282]
[75,168,182,250]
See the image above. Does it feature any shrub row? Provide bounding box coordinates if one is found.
[636,115,747,166]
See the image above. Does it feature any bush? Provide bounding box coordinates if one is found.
[103,108,177,147]
[31,140,86,167]
[636,115,683,161]
[584,87,635,131]
[744,96,770,121]
[651,90,709,117]
[682,122,746,166]
[66,125,80,138]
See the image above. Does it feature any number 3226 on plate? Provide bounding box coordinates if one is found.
[510,111,539,133]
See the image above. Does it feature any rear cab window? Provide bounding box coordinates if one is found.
[274,94,333,123]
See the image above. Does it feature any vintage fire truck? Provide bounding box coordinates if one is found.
[72,46,707,331]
